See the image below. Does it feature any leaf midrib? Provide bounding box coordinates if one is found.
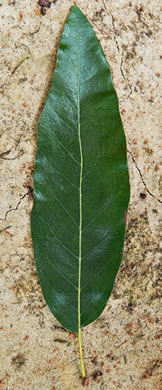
[77,38,83,334]
[77,30,86,379]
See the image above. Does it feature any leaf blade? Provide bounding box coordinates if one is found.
[31,6,130,334]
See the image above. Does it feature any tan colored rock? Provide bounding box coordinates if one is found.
[0,1,161,389]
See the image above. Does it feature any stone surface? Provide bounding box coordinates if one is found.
[0,1,161,389]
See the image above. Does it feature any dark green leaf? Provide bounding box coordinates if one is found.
[31,6,130,335]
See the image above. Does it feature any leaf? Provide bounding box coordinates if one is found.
[31,5,130,378]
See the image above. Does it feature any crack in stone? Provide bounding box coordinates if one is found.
[111,16,132,98]
[127,150,162,204]
[120,51,125,79]
[102,0,107,10]
[0,53,31,94]
[29,24,41,37]
[0,143,24,160]
[111,15,120,53]
[11,54,31,76]
[0,225,12,233]
[135,6,149,29]
[2,192,30,222]
[120,52,133,97]
[0,152,24,160]
[0,148,13,158]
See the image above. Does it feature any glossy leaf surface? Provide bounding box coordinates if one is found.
[31,6,130,334]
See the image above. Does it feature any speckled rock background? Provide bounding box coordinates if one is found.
[0,1,161,389]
